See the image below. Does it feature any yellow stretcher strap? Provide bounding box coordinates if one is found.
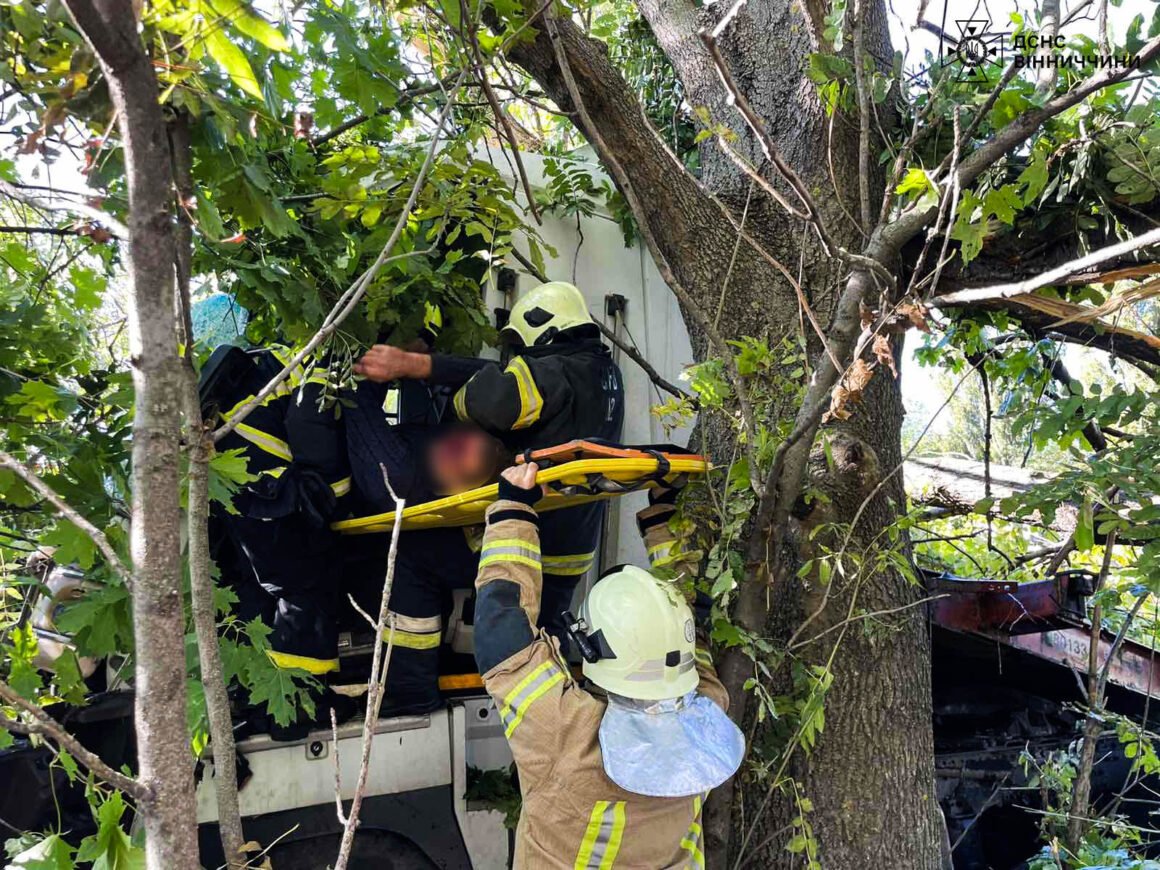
[332,455,709,534]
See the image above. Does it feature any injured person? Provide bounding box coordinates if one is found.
[203,343,508,732]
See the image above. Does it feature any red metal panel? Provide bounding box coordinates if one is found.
[999,628,1160,697]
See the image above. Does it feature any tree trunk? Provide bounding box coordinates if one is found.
[169,110,247,866]
[61,2,199,867]
[502,1,944,866]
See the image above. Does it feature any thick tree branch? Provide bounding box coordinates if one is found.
[540,6,765,493]
[63,0,198,865]
[168,111,247,868]
[0,681,149,800]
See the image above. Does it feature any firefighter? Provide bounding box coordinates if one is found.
[354,281,625,639]
[341,378,509,715]
[472,462,745,869]
[203,345,351,679]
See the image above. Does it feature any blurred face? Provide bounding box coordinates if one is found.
[427,427,503,494]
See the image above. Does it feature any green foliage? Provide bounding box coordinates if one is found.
[217,618,319,726]
[464,765,522,830]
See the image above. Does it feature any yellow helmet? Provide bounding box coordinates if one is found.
[575,565,698,701]
[502,281,594,347]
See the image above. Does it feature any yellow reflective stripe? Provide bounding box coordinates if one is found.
[647,541,674,558]
[387,630,442,650]
[479,553,541,570]
[503,660,556,708]
[220,386,289,421]
[543,551,595,576]
[601,802,626,869]
[505,357,543,429]
[575,802,608,870]
[453,385,468,421]
[269,346,305,388]
[574,800,626,869]
[693,646,713,667]
[503,669,562,737]
[260,466,288,479]
[682,795,705,868]
[483,538,542,553]
[500,659,562,736]
[331,476,351,497]
[235,423,293,462]
[266,649,339,674]
[480,537,542,570]
[647,540,685,568]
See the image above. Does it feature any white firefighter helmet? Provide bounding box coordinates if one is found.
[579,564,699,701]
[502,281,594,347]
[579,564,747,798]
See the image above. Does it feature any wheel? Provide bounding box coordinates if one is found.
[265,830,440,870]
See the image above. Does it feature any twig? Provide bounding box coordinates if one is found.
[331,707,347,826]
[463,5,541,225]
[0,449,130,585]
[0,680,149,800]
[592,318,692,403]
[0,224,94,236]
[213,69,469,444]
[333,465,406,870]
[0,180,128,239]
[1067,529,1119,850]
[312,80,449,146]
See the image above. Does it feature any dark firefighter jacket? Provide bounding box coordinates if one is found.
[472,496,725,870]
[201,345,350,673]
[428,334,625,597]
[203,345,351,514]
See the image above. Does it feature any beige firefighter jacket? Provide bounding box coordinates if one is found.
[475,497,728,869]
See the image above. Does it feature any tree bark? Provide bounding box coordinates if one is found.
[61,1,198,867]
[168,112,247,867]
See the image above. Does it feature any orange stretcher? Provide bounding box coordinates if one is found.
[332,440,708,534]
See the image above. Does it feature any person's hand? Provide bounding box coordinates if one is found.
[353,345,431,382]
[498,462,544,506]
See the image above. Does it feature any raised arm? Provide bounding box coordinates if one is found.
[473,463,577,787]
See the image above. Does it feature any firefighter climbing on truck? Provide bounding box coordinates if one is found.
[470,461,745,868]
[355,280,626,645]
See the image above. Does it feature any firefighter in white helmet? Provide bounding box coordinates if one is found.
[472,462,745,869]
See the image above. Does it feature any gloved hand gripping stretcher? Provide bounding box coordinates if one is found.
[331,440,709,533]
